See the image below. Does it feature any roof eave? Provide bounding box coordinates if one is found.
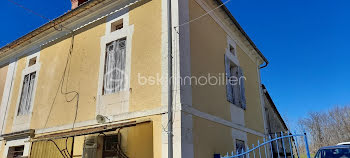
[214,0,269,68]
[262,84,289,130]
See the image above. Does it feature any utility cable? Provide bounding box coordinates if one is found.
[7,0,79,130]
[6,0,63,31]
[175,0,232,28]
[7,0,51,21]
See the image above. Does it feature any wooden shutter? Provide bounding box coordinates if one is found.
[225,56,234,104]
[30,138,73,158]
[230,66,239,105]
[238,67,246,109]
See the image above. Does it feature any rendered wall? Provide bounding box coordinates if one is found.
[4,57,26,133]
[65,119,159,158]
[1,0,163,157]
[128,0,162,112]
[193,116,234,157]
[2,0,162,132]
[189,0,266,155]
[189,0,231,122]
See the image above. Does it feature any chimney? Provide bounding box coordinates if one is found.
[70,0,88,9]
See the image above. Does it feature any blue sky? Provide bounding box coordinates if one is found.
[1,0,350,130]
[226,0,350,129]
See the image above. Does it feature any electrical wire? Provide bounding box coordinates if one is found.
[6,0,51,21]
[161,0,233,133]
[6,0,64,31]
[43,32,79,131]
[49,139,70,158]
[175,0,232,28]
[7,0,79,130]
[116,128,129,158]
[5,0,235,146]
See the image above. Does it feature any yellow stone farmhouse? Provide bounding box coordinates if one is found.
[0,0,284,157]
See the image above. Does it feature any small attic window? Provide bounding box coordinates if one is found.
[28,57,37,67]
[229,45,236,56]
[111,19,123,32]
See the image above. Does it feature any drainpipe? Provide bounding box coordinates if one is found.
[167,0,173,157]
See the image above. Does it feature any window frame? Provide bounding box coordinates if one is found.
[225,50,240,106]
[102,38,127,95]
[235,139,246,157]
[12,52,40,131]
[96,13,134,118]
[7,145,24,158]
[225,37,247,110]
[3,138,31,158]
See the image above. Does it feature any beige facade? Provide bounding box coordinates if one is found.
[0,0,272,157]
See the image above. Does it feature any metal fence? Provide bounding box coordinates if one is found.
[220,132,311,158]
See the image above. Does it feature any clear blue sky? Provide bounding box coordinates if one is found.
[1,0,350,130]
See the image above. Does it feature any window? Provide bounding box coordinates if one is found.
[7,145,24,158]
[236,140,245,158]
[28,57,37,67]
[103,135,119,157]
[103,38,127,95]
[225,56,246,109]
[111,19,123,32]
[82,134,126,158]
[229,45,236,56]
[315,148,350,158]
[18,71,36,116]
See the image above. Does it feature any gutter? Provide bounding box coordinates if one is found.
[214,0,269,69]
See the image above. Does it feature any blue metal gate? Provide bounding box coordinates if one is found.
[219,132,311,158]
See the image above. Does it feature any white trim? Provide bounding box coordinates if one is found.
[2,59,18,134]
[172,0,194,156]
[35,106,167,134]
[2,138,31,158]
[0,61,17,135]
[230,104,245,126]
[0,60,17,135]
[96,12,134,118]
[232,129,248,152]
[25,52,40,68]
[193,0,264,65]
[161,0,170,157]
[226,36,239,66]
[12,51,41,132]
[182,104,265,137]
[257,67,269,135]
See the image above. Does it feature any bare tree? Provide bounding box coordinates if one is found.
[298,105,350,154]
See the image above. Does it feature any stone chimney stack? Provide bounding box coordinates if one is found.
[71,0,88,9]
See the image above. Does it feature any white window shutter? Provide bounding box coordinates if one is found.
[18,72,36,115]
[238,67,246,109]
[225,56,234,104]
[103,39,126,95]
[104,41,117,94]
